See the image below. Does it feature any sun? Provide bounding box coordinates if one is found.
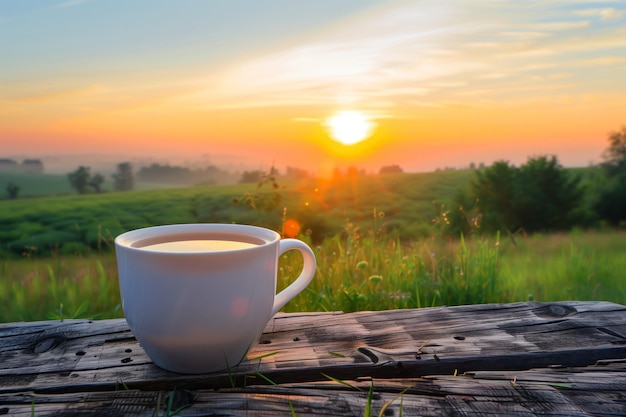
[325,111,375,145]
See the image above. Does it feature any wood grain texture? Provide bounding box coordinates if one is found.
[1,301,625,416]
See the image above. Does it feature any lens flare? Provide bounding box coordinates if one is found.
[283,218,301,238]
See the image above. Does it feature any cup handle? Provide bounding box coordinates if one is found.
[271,239,316,316]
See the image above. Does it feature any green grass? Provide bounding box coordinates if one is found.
[0,255,121,322]
[0,171,186,199]
[1,168,624,322]
[0,172,75,198]
[2,229,624,322]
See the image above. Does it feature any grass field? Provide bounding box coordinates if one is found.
[0,170,473,257]
[1,168,624,322]
[0,172,75,197]
[0,171,186,199]
[2,229,625,322]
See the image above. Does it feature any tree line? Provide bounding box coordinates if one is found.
[63,163,313,195]
[66,162,134,194]
[5,125,626,235]
[443,126,626,235]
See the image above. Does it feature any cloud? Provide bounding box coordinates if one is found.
[525,21,590,31]
[55,0,92,9]
[573,8,625,20]
[4,84,107,104]
[187,0,626,114]
[573,56,626,67]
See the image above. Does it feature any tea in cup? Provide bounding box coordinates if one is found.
[114,223,316,374]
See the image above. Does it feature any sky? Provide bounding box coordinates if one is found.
[1,0,626,174]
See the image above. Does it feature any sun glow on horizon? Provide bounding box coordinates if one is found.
[325,111,375,146]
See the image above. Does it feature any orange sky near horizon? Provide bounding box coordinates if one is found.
[2,1,625,174]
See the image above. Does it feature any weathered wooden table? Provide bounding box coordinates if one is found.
[1,301,626,416]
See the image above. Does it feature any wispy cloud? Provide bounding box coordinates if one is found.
[573,8,625,20]
[5,84,107,104]
[525,21,590,31]
[187,0,624,116]
[55,0,92,9]
[13,0,623,123]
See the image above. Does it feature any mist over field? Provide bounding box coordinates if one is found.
[4,153,264,176]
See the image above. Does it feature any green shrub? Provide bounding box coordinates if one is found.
[8,231,81,255]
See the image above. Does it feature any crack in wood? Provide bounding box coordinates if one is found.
[32,336,67,354]
[357,347,379,364]
[598,327,626,340]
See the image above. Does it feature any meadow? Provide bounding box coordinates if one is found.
[1,169,625,322]
[0,170,473,258]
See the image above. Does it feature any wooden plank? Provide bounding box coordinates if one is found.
[1,360,625,416]
[1,302,625,394]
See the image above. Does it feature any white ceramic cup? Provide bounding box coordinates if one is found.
[114,223,316,374]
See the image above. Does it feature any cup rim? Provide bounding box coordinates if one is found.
[114,223,280,254]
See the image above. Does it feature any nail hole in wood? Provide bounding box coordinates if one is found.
[260,340,271,344]
[121,357,133,364]
[454,336,465,341]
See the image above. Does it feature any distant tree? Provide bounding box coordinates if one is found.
[601,125,626,176]
[379,165,404,174]
[67,166,91,194]
[239,170,264,183]
[346,166,366,177]
[285,166,309,180]
[112,162,134,191]
[137,163,192,184]
[89,173,105,193]
[6,182,20,199]
[593,126,626,225]
[21,159,44,174]
[0,159,18,172]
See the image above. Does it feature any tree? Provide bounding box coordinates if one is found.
[6,182,19,199]
[593,126,626,225]
[239,170,264,183]
[285,166,309,180]
[112,162,134,191]
[471,156,584,233]
[89,173,105,193]
[67,166,91,194]
[601,125,626,176]
[379,165,403,174]
[471,161,517,232]
[514,156,583,231]
[593,172,626,226]
[21,159,44,174]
